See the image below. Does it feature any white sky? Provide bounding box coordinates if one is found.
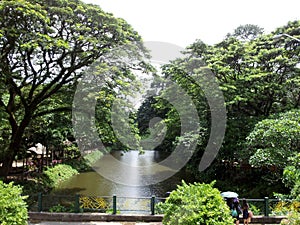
[82,0,300,48]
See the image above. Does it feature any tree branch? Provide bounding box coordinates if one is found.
[33,106,72,118]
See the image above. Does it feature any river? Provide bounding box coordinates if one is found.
[54,150,196,198]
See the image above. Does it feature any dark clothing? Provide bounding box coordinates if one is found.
[242,202,250,219]
[243,208,249,219]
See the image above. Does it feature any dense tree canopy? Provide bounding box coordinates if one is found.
[137,21,300,197]
[1,0,299,200]
[0,0,148,177]
[282,153,300,200]
[247,109,300,169]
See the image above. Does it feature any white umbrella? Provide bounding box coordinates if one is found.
[221,191,238,198]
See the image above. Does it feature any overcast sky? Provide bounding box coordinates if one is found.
[82,0,300,48]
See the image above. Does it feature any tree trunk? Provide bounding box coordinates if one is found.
[0,116,31,179]
[0,155,14,178]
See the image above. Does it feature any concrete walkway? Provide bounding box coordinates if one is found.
[28,222,278,225]
[29,222,162,225]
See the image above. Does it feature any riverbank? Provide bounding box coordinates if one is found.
[17,150,103,195]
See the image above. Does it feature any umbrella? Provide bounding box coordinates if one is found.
[221,191,238,198]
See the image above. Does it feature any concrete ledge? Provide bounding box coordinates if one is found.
[29,212,286,224]
[241,215,287,224]
[28,212,164,223]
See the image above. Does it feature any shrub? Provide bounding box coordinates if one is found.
[65,150,103,172]
[249,203,261,215]
[49,203,75,213]
[0,181,28,225]
[49,203,68,212]
[83,150,103,165]
[280,211,300,225]
[272,201,300,215]
[160,181,234,225]
[41,164,78,188]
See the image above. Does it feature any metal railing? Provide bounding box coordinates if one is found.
[27,193,165,215]
[246,197,278,216]
[27,194,296,216]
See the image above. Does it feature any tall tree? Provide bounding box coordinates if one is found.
[0,0,147,177]
[151,21,300,196]
[226,24,264,41]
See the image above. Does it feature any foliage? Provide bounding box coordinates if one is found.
[22,87,74,149]
[18,150,102,197]
[157,21,300,197]
[63,143,81,160]
[159,181,234,225]
[272,201,300,215]
[1,2,299,202]
[41,164,78,189]
[49,203,74,213]
[247,109,300,169]
[283,153,300,201]
[278,153,300,200]
[280,211,300,225]
[65,149,103,172]
[0,181,28,225]
[0,0,148,177]
[248,203,261,215]
[226,24,264,41]
[82,150,103,166]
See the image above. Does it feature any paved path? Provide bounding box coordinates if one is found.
[28,222,279,225]
[28,222,281,225]
[29,222,162,225]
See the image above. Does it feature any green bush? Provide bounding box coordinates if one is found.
[272,201,300,215]
[160,181,234,225]
[49,203,75,213]
[249,203,261,215]
[65,150,103,172]
[280,211,300,225]
[0,181,28,225]
[83,150,103,165]
[19,151,102,195]
[63,143,81,160]
[41,164,78,188]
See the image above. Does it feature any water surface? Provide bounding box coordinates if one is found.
[54,150,196,197]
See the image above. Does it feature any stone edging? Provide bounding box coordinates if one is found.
[29,212,286,224]
[241,215,287,224]
[28,212,164,223]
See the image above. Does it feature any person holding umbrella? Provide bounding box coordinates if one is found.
[231,198,242,225]
[221,191,239,199]
[221,191,238,209]
[221,192,241,224]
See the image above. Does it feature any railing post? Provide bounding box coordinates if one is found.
[37,192,42,212]
[74,194,80,213]
[112,195,117,214]
[151,195,155,215]
[264,197,269,216]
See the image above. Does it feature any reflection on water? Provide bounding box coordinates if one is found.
[54,150,196,197]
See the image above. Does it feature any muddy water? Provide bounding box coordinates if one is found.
[54,150,196,197]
